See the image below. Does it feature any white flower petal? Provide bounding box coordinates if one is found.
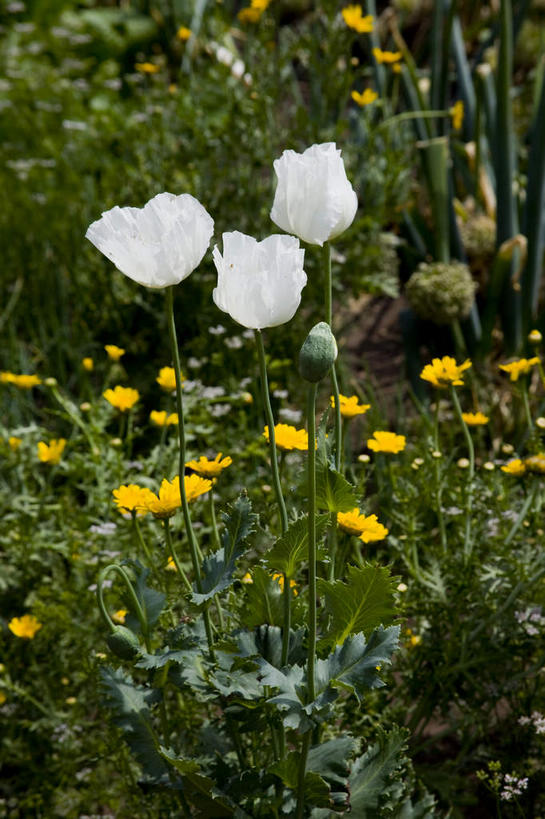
[212,231,306,330]
[85,192,214,288]
[270,142,357,245]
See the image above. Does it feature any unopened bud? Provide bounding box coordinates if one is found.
[298,322,338,383]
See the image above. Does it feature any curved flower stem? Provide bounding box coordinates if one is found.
[254,329,291,666]
[323,242,342,472]
[450,386,474,561]
[306,383,318,703]
[97,563,151,652]
[164,518,192,593]
[166,286,215,660]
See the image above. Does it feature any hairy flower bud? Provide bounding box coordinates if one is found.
[299,322,338,382]
[405,261,476,325]
[106,625,141,660]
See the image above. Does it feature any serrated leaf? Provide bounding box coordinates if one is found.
[307,736,359,788]
[192,494,257,605]
[101,667,169,782]
[135,645,200,671]
[158,747,239,817]
[317,564,397,648]
[314,628,400,704]
[232,625,306,668]
[348,728,409,815]
[265,514,330,579]
[239,566,285,628]
[315,463,358,513]
[270,752,331,808]
[236,628,398,732]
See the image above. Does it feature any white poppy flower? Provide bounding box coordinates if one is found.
[212,232,306,330]
[85,192,214,288]
[270,142,358,246]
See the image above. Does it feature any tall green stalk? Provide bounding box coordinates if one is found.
[166,286,215,659]
[295,382,318,819]
[254,329,291,665]
[323,243,342,472]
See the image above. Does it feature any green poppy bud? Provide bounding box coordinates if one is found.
[106,625,141,660]
[299,322,338,383]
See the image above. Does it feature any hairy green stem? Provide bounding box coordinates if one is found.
[133,516,154,567]
[254,329,291,666]
[166,286,215,659]
[323,242,342,472]
[306,383,318,703]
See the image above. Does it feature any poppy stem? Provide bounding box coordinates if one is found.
[254,329,291,667]
[166,286,215,660]
[450,386,474,560]
[323,242,342,472]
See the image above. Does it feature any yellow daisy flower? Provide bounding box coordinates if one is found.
[156,366,184,391]
[238,6,262,23]
[372,47,402,64]
[501,459,526,476]
[367,431,406,454]
[332,394,371,418]
[351,89,378,107]
[420,356,472,388]
[112,484,155,516]
[528,329,542,344]
[337,508,388,542]
[103,386,139,412]
[177,26,192,41]
[104,345,125,361]
[165,555,178,571]
[186,453,233,478]
[263,424,308,451]
[150,410,178,427]
[9,614,42,639]
[341,6,374,33]
[241,571,253,583]
[37,439,66,465]
[499,357,540,382]
[82,357,94,372]
[461,411,489,426]
[112,609,128,624]
[143,475,212,519]
[9,436,22,451]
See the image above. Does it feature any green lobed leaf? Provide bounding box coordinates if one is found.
[100,667,169,783]
[348,727,410,815]
[317,563,398,648]
[232,625,306,668]
[238,566,285,628]
[315,463,359,513]
[235,627,398,732]
[270,753,331,808]
[158,747,240,817]
[264,514,330,579]
[314,627,400,705]
[192,493,257,605]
